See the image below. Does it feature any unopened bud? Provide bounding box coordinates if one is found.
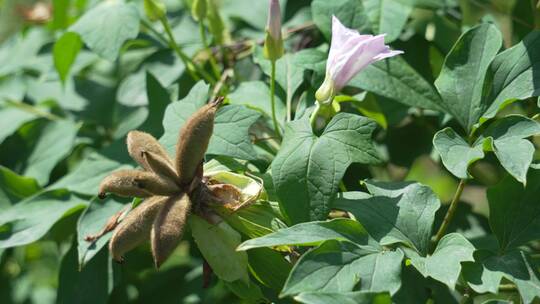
[191,0,207,21]
[263,0,283,61]
[144,0,166,22]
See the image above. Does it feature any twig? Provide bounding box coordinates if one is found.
[5,100,62,121]
[433,179,466,246]
[211,68,233,99]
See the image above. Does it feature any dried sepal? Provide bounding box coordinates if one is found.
[175,97,223,185]
[142,150,179,182]
[109,196,167,262]
[99,170,181,198]
[151,193,191,268]
[127,131,173,171]
[98,170,153,199]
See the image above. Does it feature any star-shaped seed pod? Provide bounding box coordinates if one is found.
[88,97,227,268]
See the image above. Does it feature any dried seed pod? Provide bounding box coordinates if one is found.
[98,170,153,199]
[175,97,223,185]
[142,150,179,182]
[127,131,173,171]
[151,193,191,268]
[109,196,167,262]
[99,170,180,198]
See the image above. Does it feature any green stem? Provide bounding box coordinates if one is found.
[433,179,466,245]
[309,102,322,130]
[6,101,62,121]
[270,60,281,139]
[199,21,221,79]
[140,18,169,46]
[159,17,215,84]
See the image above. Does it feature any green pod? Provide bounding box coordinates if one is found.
[175,98,222,185]
[127,131,173,171]
[99,170,180,198]
[109,196,167,262]
[151,193,191,268]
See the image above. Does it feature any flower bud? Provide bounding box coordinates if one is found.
[191,0,207,22]
[263,0,284,61]
[144,0,166,22]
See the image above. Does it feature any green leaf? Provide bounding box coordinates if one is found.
[228,81,286,122]
[139,72,171,136]
[478,115,540,184]
[57,243,115,304]
[77,198,125,267]
[246,247,291,290]
[487,168,540,251]
[23,120,79,185]
[463,250,540,304]
[160,81,261,160]
[53,32,82,84]
[253,47,305,105]
[237,219,374,251]
[0,166,40,208]
[0,190,87,248]
[190,215,249,283]
[434,24,502,132]
[407,233,475,289]
[482,31,540,121]
[433,127,485,179]
[348,57,443,111]
[295,291,391,304]
[271,114,381,223]
[311,0,370,39]
[0,102,38,144]
[70,1,140,61]
[282,240,403,296]
[363,0,413,42]
[334,181,441,255]
[50,153,129,196]
[292,48,327,75]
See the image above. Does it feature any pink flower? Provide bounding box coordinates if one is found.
[267,0,282,42]
[316,16,403,104]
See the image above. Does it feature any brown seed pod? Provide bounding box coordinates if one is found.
[109,196,167,262]
[151,193,191,268]
[127,131,173,171]
[175,97,223,185]
[98,170,153,199]
[99,170,180,198]
[142,150,179,182]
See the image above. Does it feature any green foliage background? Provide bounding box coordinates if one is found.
[1,0,540,303]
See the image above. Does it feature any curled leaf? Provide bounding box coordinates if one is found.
[151,193,191,268]
[109,196,167,262]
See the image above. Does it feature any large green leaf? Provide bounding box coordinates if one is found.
[70,1,140,61]
[295,291,390,304]
[228,81,286,122]
[160,81,261,160]
[50,153,129,196]
[23,120,79,185]
[282,240,403,296]
[238,219,375,251]
[57,243,115,304]
[434,24,502,132]
[363,0,413,42]
[477,115,540,184]
[407,233,475,289]
[0,166,40,208]
[334,181,441,255]
[190,215,249,283]
[433,127,485,179]
[463,250,540,304]
[311,0,370,39]
[0,190,87,248]
[271,113,381,223]
[77,198,125,267]
[348,57,443,111]
[53,32,82,84]
[0,102,38,144]
[482,31,540,121]
[487,169,540,252]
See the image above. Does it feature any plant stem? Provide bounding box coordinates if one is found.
[6,100,62,121]
[140,18,169,46]
[159,16,215,84]
[309,102,322,130]
[270,60,281,139]
[198,21,221,79]
[433,179,466,245]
